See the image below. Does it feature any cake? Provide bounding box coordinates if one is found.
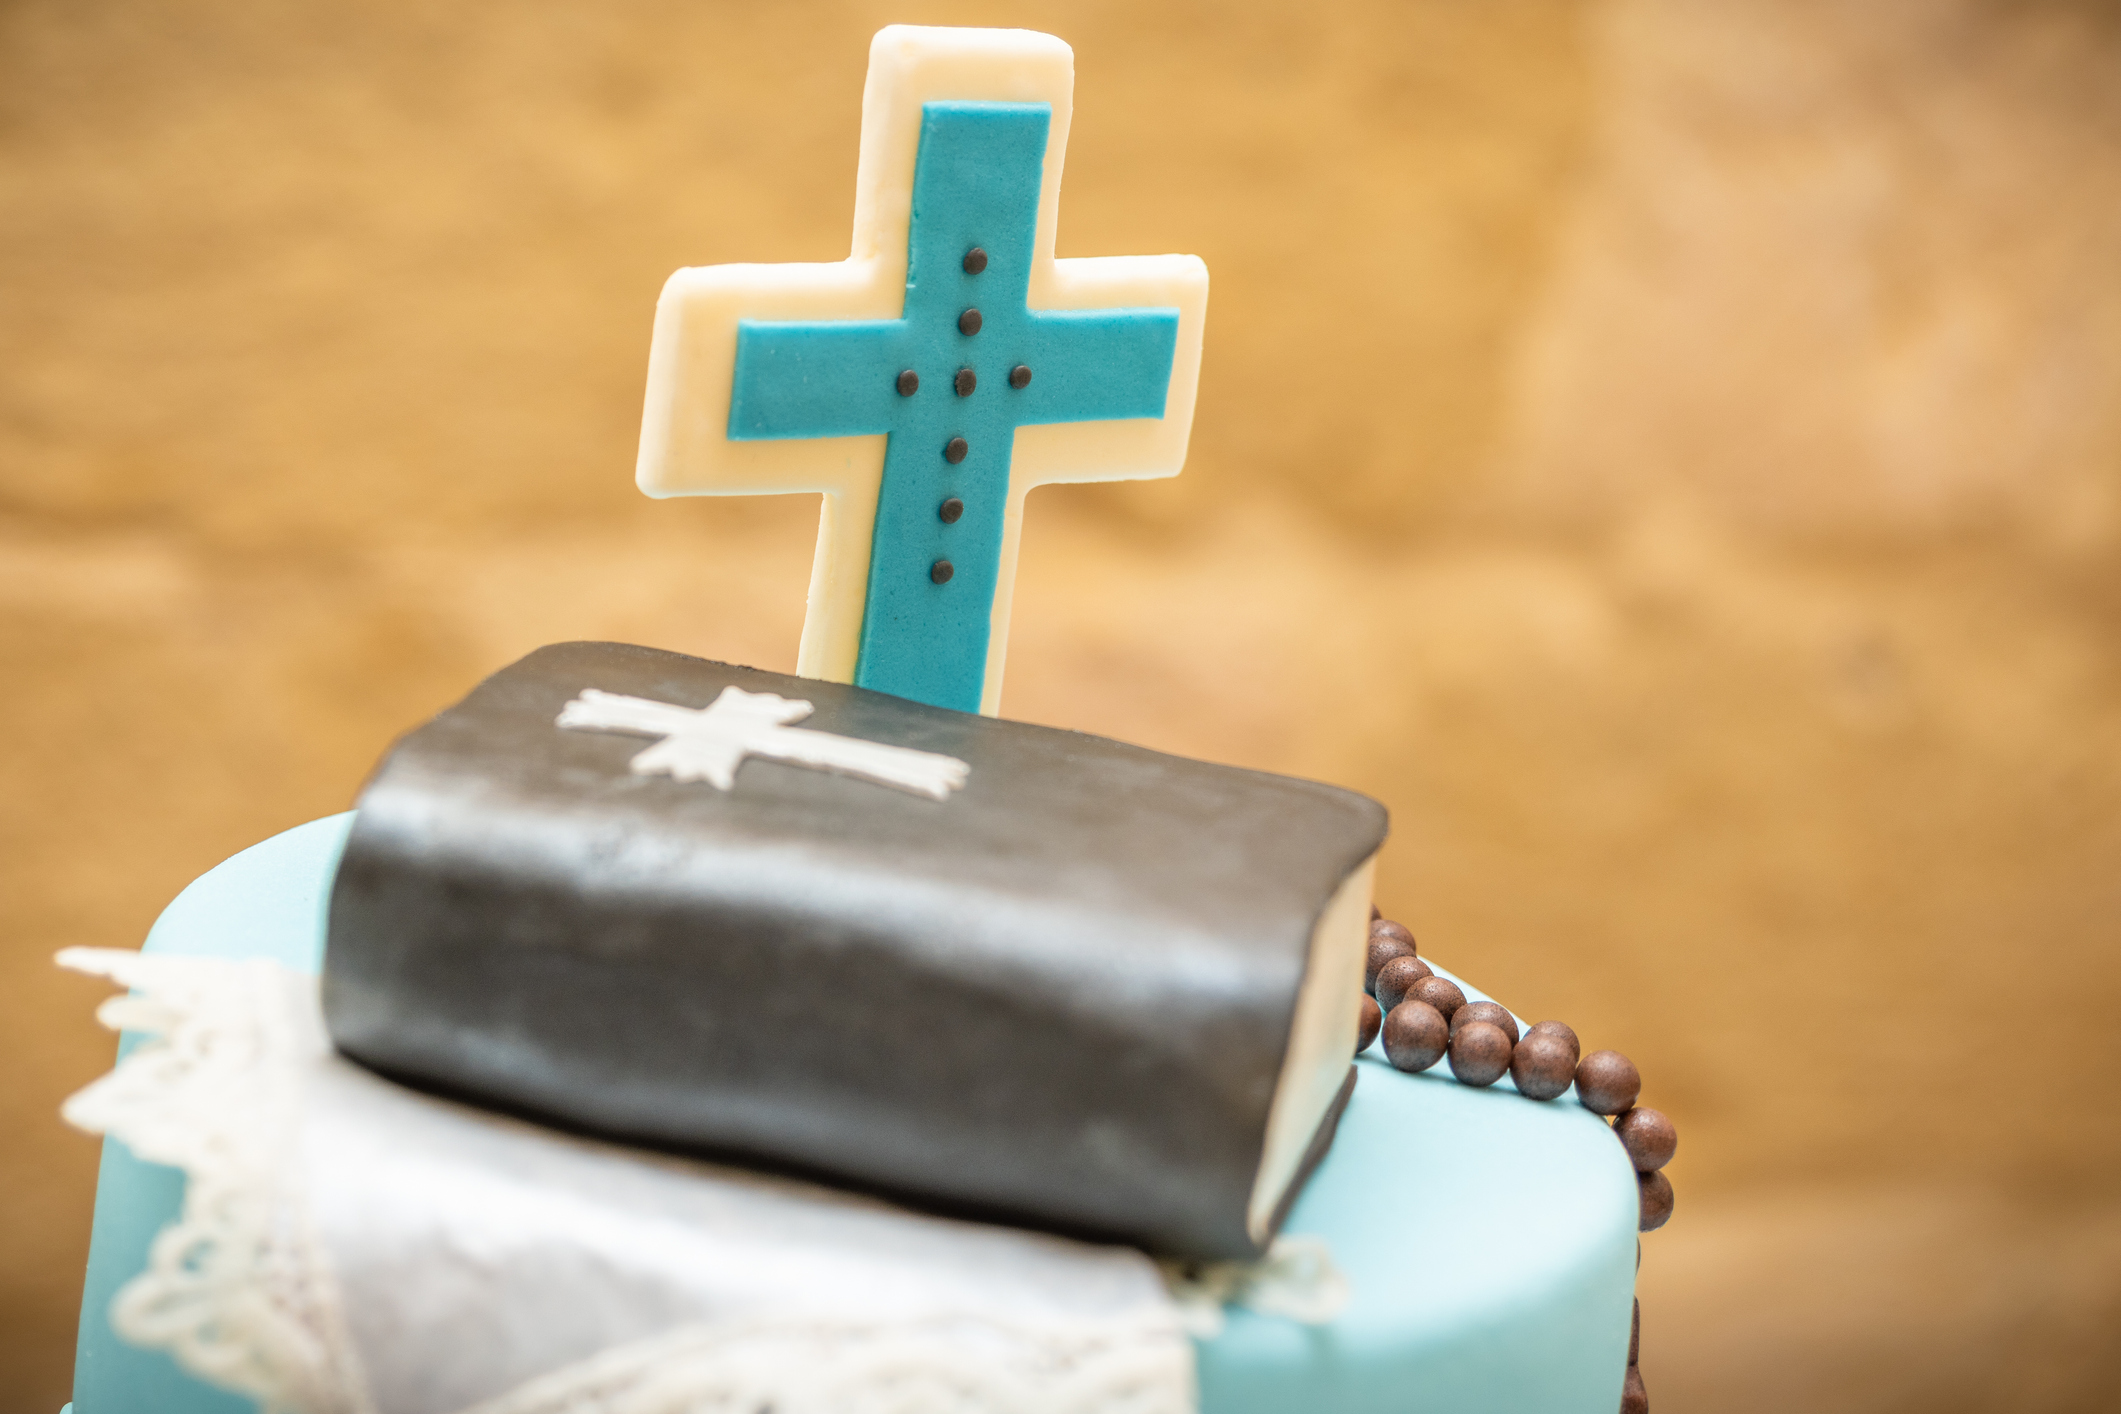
[63,24,1661,1414]
[70,816,1642,1414]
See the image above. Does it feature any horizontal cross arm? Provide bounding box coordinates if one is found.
[1011,253,1209,489]
[761,725,971,799]
[730,319,910,440]
[637,258,904,497]
[1015,307,1180,427]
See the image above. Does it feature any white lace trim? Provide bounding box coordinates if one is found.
[459,1311,1193,1414]
[58,947,374,1414]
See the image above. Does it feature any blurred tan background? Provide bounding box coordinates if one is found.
[4,0,2119,1408]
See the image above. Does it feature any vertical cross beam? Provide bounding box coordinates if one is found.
[637,26,1209,715]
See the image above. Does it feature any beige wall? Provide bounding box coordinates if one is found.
[5,1,2118,1407]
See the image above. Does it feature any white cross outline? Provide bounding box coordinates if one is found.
[634,25,1209,716]
[557,686,971,800]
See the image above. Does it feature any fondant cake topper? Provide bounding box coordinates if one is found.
[326,642,1385,1261]
[636,26,1210,714]
[557,684,971,798]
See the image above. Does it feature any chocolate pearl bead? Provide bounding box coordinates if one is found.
[1370,918,1416,952]
[1448,1021,1513,1087]
[963,246,988,274]
[958,307,983,335]
[1509,1030,1577,1101]
[1008,364,1032,389]
[1382,1000,1448,1073]
[938,497,964,524]
[1621,1364,1648,1414]
[1629,1298,1640,1365]
[944,436,969,464]
[1575,1049,1642,1115]
[1451,999,1519,1044]
[1364,931,1418,997]
[1408,974,1465,1022]
[1638,1170,1674,1232]
[1356,993,1382,1053]
[954,367,976,396]
[1525,1020,1581,1068]
[896,369,919,396]
[930,559,954,585]
[1614,1107,1678,1173]
[1373,955,1432,1012]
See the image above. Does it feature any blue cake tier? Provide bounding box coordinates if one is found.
[70,816,1638,1413]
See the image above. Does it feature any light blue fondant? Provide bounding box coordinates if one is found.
[71,815,352,1414]
[728,102,1181,712]
[1200,1046,1638,1412]
[73,816,1637,1411]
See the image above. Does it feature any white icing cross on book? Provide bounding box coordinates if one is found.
[557,686,970,800]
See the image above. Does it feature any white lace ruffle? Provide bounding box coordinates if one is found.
[61,947,1344,1414]
[59,947,373,1414]
[459,1312,1191,1414]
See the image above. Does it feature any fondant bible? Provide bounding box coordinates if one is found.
[322,641,1386,1260]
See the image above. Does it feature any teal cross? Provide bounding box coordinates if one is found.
[725,102,1180,713]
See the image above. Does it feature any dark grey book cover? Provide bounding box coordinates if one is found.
[323,641,1387,1259]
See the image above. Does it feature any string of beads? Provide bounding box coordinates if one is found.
[1358,912,1670,1414]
